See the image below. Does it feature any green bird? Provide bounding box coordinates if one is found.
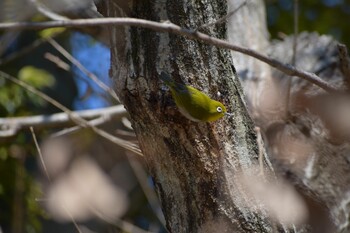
[160,72,230,122]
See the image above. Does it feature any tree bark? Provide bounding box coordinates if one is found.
[106,0,287,232]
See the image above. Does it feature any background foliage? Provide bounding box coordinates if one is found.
[266,0,350,46]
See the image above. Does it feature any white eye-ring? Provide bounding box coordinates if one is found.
[217,106,222,113]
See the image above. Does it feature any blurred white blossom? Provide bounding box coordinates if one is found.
[46,157,129,222]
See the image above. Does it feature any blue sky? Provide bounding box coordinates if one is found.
[70,32,112,110]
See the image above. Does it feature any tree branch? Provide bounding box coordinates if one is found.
[47,38,120,102]
[0,32,61,65]
[0,70,142,156]
[0,17,338,93]
[0,105,127,137]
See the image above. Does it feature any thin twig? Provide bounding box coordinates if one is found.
[31,124,83,233]
[0,70,142,156]
[0,31,20,56]
[0,33,60,65]
[29,0,70,21]
[30,127,51,181]
[254,126,274,175]
[62,206,83,233]
[47,38,120,102]
[0,18,338,92]
[32,127,147,233]
[50,116,108,138]
[127,154,167,227]
[0,105,127,137]
[44,52,70,71]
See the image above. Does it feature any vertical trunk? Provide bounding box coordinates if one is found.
[107,0,286,232]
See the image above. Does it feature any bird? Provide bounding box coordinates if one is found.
[160,72,231,122]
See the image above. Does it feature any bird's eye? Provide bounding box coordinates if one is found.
[217,106,222,113]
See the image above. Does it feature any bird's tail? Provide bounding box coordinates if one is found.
[159,72,175,87]
[159,72,188,93]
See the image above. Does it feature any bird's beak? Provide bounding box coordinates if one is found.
[225,112,233,117]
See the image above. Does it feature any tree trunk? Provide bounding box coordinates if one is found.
[106,0,289,232]
[103,0,350,232]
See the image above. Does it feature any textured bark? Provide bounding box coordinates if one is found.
[106,0,286,232]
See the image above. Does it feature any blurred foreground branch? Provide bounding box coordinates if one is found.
[0,70,142,156]
[0,17,338,92]
[47,38,120,102]
[0,105,127,138]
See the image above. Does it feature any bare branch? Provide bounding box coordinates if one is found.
[127,154,166,227]
[44,52,70,71]
[0,105,127,137]
[0,70,142,156]
[0,127,18,138]
[30,127,52,181]
[29,0,70,21]
[31,120,147,233]
[50,116,110,138]
[47,38,120,102]
[0,18,338,92]
[0,34,58,65]
[254,126,274,176]
[30,124,84,233]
